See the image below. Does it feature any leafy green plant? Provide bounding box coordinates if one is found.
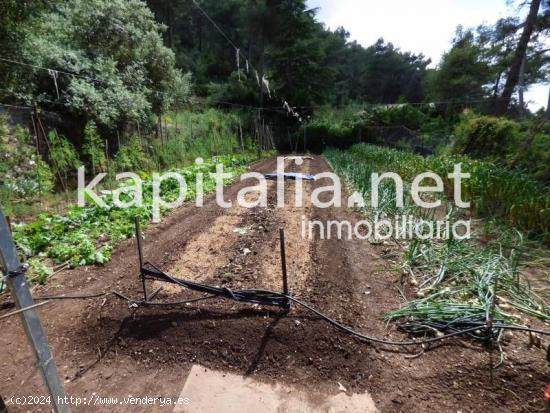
[27,257,53,285]
[48,130,81,188]
[114,135,152,172]
[82,121,107,174]
[12,151,268,278]
[327,143,549,240]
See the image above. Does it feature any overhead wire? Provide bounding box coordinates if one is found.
[190,0,304,121]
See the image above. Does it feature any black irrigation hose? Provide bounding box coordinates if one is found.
[398,319,550,339]
[285,295,487,346]
[23,269,550,348]
[145,264,550,346]
[491,324,550,336]
[146,262,289,307]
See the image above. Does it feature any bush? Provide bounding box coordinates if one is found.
[453,113,520,159]
[0,118,55,201]
[154,109,244,167]
[82,122,107,174]
[114,135,153,171]
[47,131,81,186]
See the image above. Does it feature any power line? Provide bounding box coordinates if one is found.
[0,57,175,99]
[191,0,241,52]
[190,0,304,122]
[0,57,293,115]
[0,8,303,119]
[0,57,104,85]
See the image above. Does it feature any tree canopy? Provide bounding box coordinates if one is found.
[1,0,191,129]
[0,0,548,133]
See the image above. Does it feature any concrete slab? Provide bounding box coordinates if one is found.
[174,365,378,413]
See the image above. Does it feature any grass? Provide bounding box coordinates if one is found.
[326,144,549,327]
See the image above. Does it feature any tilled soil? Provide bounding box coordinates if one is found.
[0,156,548,413]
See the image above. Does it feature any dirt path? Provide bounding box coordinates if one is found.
[0,156,547,412]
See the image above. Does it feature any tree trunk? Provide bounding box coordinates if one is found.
[518,56,527,115]
[496,0,541,115]
[493,73,501,99]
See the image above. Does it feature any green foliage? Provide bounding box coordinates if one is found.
[311,105,549,187]
[305,104,443,152]
[146,0,429,108]
[155,109,248,168]
[510,125,550,183]
[306,106,358,148]
[360,104,429,130]
[13,152,263,269]
[207,73,259,107]
[27,257,53,285]
[326,143,549,240]
[0,117,54,202]
[326,144,549,324]
[425,28,493,106]
[114,135,152,172]
[453,113,521,158]
[6,0,190,130]
[82,122,107,173]
[47,131,81,179]
[452,113,550,183]
[111,109,248,173]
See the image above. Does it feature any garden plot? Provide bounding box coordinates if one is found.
[0,156,547,413]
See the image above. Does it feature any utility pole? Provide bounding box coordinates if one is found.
[0,209,69,413]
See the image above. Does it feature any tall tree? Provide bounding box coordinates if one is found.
[425,28,492,107]
[12,0,190,130]
[496,0,543,114]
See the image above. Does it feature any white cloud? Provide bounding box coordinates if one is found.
[308,0,548,110]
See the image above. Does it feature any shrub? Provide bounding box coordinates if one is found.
[47,131,81,187]
[453,113,520,159]
[0,118,54,200]
[114,135,153,171]
[82,122,107,174]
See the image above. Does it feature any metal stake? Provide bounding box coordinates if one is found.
[0,208,69,413]
[134,216,148,302]
[279,228,290,309]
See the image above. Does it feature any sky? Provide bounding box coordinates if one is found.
[308,0,549,111]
